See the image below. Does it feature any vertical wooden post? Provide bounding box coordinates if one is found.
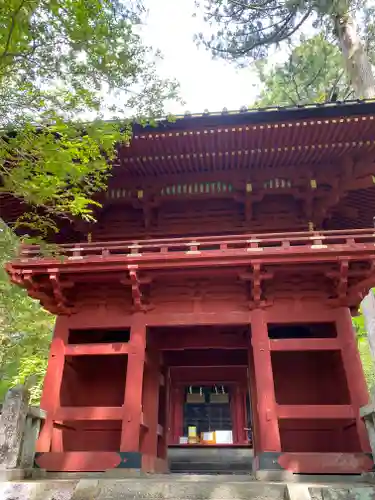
[141,355,160,463]
[157,366,169,460]
[239,385,248,445]
[250,309,281,452]
[121,313,147,451]
[230,387,239,444]
[171,386,184,444]
[248,354,259,451]
[37,316,68,452]
[231,386,246,444]
[336,307,371,452]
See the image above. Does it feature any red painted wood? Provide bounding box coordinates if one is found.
[35,452,121,471]
[167,384,175,445]
[51,426,63,452]
[66,304,340,332]
[165,350,247,367]
[121,313,147,451]
[336,308,371,453]
[12,232,375,286]
[156,334,248,350]
[6,106,375,476]
[251,311,281,452]
[173,386,184,445]
[140,354,160,458]
[231,386,247,445]
[276,404,355,419]
[55,406,123,421]
[37,317,69,452]
[270,338,340,351]
[157,367,170,458]
[170,366,247,384]
[278,452,373,474]
[64,343,129,356]
[248,345,260,453]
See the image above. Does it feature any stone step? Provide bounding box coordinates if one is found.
[1,476,375,500]
[170,462,251,474]
[168,446,253,474]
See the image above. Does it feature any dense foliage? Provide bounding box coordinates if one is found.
[0,0,179,400]
[353,313,375,391]
[255,35,353,106]
[0,222,53,403]
[198,0,375,99]
[0,0,178,236]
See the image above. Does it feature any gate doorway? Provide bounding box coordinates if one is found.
[150,324,255,473]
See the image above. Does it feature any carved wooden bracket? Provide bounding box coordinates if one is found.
[123,265,153,312]
[128,265,142,311]
[326,259,375,308]
[47,268,73,314]
[21,270,58,314]
[239,265,274,309]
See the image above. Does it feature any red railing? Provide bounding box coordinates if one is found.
[17,228,375,261]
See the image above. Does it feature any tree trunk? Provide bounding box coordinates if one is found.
[334,14,375,99]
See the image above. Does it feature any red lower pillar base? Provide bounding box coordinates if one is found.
[253,452,373,478]
[34,452,168,474]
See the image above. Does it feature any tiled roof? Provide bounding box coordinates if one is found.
[133,99,375,133]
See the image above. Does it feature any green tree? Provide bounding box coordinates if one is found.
[256,34,354,106]
[353,312,375,392]
[0,0,179,236]
[198,0,375,99]
[0,221,53,403]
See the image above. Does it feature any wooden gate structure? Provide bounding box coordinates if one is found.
[3,100,375,475]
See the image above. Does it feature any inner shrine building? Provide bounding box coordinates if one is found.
[4,100,375,476]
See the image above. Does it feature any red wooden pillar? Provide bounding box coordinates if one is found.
[141,355,160,464]
[37,316,68,452]
[248,352,260,451]
[336,307,371,452]
[231,386,246,444]
[157,368,169,459]
[170,385,184,444]
[239,385,248,444]
[121,313,147,451]
[250,309,281,452]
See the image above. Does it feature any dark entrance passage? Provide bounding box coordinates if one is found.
[183,386,232,442]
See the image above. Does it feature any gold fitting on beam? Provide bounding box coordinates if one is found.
[137,190,144,199]
[246,183,253,193]
[310,179,317,189]
[372,175,375,184]
[311,244,328,249]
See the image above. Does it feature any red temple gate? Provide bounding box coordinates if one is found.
[3,100,375,475]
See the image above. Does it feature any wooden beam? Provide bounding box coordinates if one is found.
[64,343,130,356]
[157,334,248,351]
[170,366,247,384]
[276,404,355,419]
[164,350,247,367]
[55,406,123,421]
[270,338,340,351]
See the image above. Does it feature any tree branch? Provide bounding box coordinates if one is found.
[1,0,27,60]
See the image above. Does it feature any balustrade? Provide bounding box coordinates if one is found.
[17,228,375,262]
